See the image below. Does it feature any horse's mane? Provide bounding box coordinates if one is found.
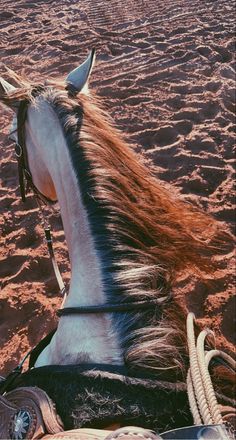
[1,69,229,379]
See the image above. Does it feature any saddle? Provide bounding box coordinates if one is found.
[0,385,233,440]
[0,386,161,440]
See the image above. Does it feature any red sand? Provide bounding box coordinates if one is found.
[0,0,235,375]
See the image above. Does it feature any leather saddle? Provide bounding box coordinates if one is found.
[0,386,233,440]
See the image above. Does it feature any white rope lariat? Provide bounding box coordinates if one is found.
[186,312,236,427]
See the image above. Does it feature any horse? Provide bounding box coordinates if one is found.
[0,50,234,434]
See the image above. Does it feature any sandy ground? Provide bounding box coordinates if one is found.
[0,0,235,376]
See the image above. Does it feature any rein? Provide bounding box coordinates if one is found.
[57,299,163,317]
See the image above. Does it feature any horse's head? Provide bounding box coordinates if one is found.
[0,50,95,203]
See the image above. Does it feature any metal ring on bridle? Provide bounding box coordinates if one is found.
[15,143,23,158]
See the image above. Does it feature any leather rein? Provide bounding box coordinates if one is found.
[14,88,161,318]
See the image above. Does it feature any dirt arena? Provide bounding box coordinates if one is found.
[0,0,235,375]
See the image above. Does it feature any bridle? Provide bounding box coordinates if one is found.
[15,89,53,205]
[14,89,67,300]
[13,88,163,318]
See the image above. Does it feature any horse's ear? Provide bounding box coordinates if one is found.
[65,49,96,96]
[0,77,16,94]
[0,77,18,110]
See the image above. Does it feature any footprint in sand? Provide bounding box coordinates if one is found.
[219,65,235,80]
[0,297,41,346]
[154,125,179,147]
[173,109,202,124]
[174,120,193,136]
[0,255,27,280]
[14,228,40,249]
[0,11,14,19]
[1,256,54,288]
[213,45,232,63]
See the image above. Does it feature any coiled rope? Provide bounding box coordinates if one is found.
[186,312,236,426]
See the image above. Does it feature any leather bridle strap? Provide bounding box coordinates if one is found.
[57,299,161,317]
[44,226,66,297]
[16,90,53,204]
[16,99,29,202]
[15,92,67,298]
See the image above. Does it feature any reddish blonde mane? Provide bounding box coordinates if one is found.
[79,93,225,281]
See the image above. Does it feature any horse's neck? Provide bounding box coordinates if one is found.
[29,102,122,367]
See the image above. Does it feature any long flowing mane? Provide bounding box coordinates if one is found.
[1,71,228,379]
